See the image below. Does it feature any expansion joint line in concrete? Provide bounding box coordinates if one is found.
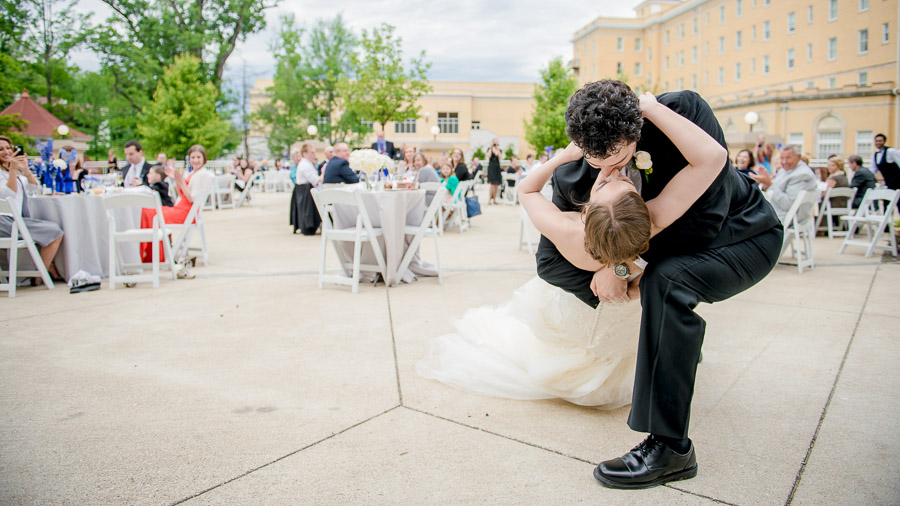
[167,404,403,506]
[783,264,880,506]
[385,286,404,404]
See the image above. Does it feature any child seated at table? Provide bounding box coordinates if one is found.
[147,165,174,207]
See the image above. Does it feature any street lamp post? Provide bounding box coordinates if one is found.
[744,111,759,133]
[307,124,318,137]
[430,125,440,142]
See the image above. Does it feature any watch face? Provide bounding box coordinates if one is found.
[614,264,628,278]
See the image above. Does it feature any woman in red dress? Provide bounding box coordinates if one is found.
[140,144,214,263]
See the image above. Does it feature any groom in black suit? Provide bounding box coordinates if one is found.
[536,80,783,489]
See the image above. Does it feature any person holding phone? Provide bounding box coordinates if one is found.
[486,138,502,204]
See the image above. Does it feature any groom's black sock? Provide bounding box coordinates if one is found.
[655,434,691,454]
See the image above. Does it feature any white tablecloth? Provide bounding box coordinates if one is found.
[27,195,141,281]
[331,188,438,286]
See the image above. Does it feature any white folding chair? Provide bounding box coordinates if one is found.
[234,173,257,208]
[815,187,857,239]
[501,172,518,205]
[419,182,445,235]
[165,188,210,267]
[442,180,471,233]
[839,189,899,257]
[263,172,279,192]
[518,182,551,254]
[312,188,387,293]
[779,190,820,273]
[0,197,55,297]
[397,185,448,284]
[102,192,176,289]
[213,175,236,210]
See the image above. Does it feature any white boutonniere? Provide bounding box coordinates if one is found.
[632,151,653,182]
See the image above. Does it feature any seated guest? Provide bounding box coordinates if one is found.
[750,144,818,222]
[0,136,63,281]
[231,157,253,192]
[147,165,174,207]
[398,145,416,174]
[156,152,167,167]
[848,154,875,208]
[317,145,333,175]
[734,149,759,176]
[451,148,469,182]
[439,160,459,198]
[470,156,483,181]
[122,140,151,187]
[291,142,322,235]
[413,152,440,183]
[322,143,358,184]
[505,155,525,186]
[107,148,118,175]
[139,144,213,263]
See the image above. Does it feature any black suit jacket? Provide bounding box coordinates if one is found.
[149,181,174,207]
[323,157,359,184]
[371,140,397,159]
[850,167,876,208]
[536,90,780,307]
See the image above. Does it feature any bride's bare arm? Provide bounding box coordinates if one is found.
[638,93,728,237]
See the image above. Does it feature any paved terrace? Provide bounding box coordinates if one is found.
[2,188,898,505]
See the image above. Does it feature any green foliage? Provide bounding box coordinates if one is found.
[471,145,485,160]
[339,24,432,131]
[524,57,577,155]
[504,144,516,159]
[138,54,229,159]
[0,114,34,147]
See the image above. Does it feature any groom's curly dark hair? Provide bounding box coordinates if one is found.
[565,80,643,160]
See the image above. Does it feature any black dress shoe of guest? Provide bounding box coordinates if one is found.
[593,435,697,489]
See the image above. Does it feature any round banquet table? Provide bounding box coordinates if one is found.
[26,194,142,281]
[330,188,439,286]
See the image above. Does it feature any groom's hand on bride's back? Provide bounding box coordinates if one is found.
[590,266,629,303]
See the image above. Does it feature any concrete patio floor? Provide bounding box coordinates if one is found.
[2,188,898,505]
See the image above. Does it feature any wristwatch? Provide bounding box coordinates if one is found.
[613,263,630,281]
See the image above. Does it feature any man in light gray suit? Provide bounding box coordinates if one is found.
[750,144,818,222]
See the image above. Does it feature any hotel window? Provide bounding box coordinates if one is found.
[691,74,697,89]
[735,63,742,81]
[816,124,843,159]
[752,25,757,41]
[718,67,724,85]
[678,77,684,90]
[807,80,814,89]
[692,18,698,34]
[828,77,836,88]
[828,0,837,21]
[763,0,770,5]
[635,38,642,51]
[680,50,686,66]
[471,120,481,130]
[763,54,770,74]
[719,36,725,54]
[317,114,329,128]
[705,41,710,55]
[751,58,756,74]
[786,49,795,70]
[592,39,596,54]
[361,119,374,131]
[617,37,624,52]
[394,118,416,134]
[704,71,709,85]
[858,71,868,86]
[788,133,804,155]
[437,112,458,134]
[665,56,670,71]
[859,0,869,11]
[591,64,596,79]
[736,31,742,50]
[680,24,685,39]
[706,12,710,26]
[647,47,652,61]
[787,12,795,34]
[807,43,813,61]
[763,21,770,41]
[719,6,725,24]
[692,46,697,63]
[617,61,623,74]
[647,72,652,84]
[635,62,642,76]
[736,0,742,17]
[856,131,874,160]
[884,23,891,44]
[665,30,670,45]
[808,5,813,23]
[858,29,868,54]
[828,37,837,61]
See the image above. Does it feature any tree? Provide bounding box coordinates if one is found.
[504,144,516,159]
[0,114,34,147]
[137,54,229,159]
[0,0,32,108]
[471,145,485,160]
[523,57,577,155]
[340,23,431,131]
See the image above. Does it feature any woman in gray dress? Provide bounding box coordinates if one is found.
[0,136,63,281]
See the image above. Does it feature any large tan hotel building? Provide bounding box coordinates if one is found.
[573,0,899,161]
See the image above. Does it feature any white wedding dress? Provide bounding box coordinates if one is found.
[417,271,643,408]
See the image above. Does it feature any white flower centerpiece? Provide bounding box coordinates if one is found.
[349,148,395,189]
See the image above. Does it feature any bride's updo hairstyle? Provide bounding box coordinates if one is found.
[566,79,642,160]
[582,193,651,265]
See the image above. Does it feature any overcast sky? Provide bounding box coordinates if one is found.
[71,0,643,85]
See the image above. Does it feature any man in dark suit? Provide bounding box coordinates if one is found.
[848,154,876,208]
[537,81,783,489]
[322,143,359,184]
[122,140,152,187]
[371,131,396,159]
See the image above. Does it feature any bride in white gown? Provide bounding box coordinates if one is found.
[418,142,655,408]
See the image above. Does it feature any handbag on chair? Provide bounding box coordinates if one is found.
[466,195,482,218]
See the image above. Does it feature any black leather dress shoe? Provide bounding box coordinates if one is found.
[593,435,698,489]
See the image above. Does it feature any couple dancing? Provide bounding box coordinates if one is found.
[417,81,783,489]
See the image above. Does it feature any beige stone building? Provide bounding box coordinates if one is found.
[572,0,900,163]
[248,80,537,161]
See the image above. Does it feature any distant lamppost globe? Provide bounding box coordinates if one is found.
[744,111,759,126]
[430,125,440,135]
[307,125,318,136]
[57,124,69,136]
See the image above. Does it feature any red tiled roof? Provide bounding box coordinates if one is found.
[0,89,93,141]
